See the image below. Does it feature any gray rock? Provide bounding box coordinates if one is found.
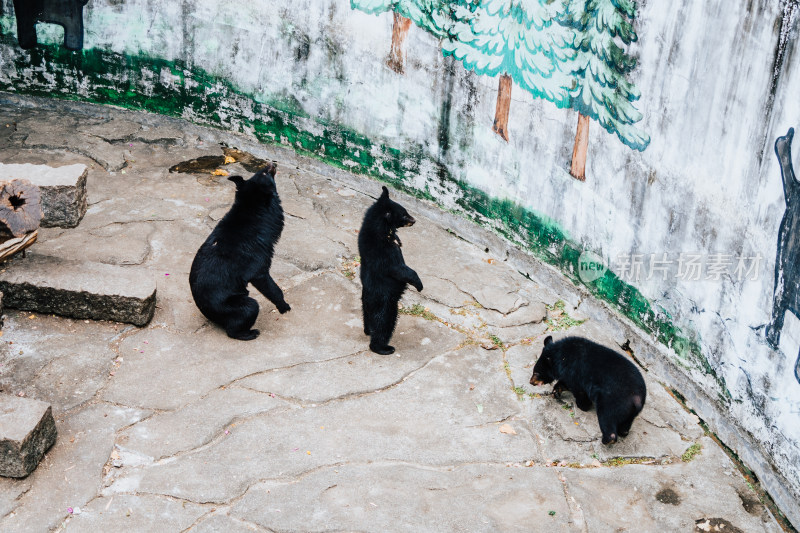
[0,394,56,478]
[0,253,156,326]
[0,163,88,228]
[64,494,207,532]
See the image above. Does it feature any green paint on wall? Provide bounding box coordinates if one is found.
[0,33,729,401]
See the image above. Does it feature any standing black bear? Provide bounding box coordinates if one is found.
[358,186,423,355]
[189,163,290,340]
[766,127,800,384]
[530,336,646,444]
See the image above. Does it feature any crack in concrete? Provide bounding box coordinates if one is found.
[465,412,521,429]
[229,348,367,385]
[231,346,461,409]
[557,470,588,532]
[0,483,33,522]
[184,508,275,533]
[416,276,473,309]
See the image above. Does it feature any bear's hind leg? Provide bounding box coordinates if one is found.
[222,295,260,341]
[361,294,372,336]
[617,395,644,437]
[368,297,398,355]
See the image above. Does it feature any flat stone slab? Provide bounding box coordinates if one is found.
[0,253,156,326]
[232,463,572,531]
[0,394,56,478]
[0,163,88,228]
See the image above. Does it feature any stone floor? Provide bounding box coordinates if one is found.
[0,95,784,532]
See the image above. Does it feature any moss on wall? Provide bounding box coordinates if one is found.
[0,33,729,400]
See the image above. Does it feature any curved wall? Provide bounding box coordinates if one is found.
[0,0,798,523]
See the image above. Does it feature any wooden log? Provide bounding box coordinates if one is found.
[0,231,38,263]
[0,179,42,238]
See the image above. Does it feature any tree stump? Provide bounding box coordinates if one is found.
[0,179,42,262]
[0,179,42,239]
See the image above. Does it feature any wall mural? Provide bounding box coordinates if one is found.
[11,0,88,51]
[352,0,650,181]
[350,0,448,73]
[767,127,800,384]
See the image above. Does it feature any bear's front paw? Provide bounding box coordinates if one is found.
[277,302,291,314]
[601,433,617,445]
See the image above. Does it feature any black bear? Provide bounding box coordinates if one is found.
[530,335,646,444]
[766,127,800,384]
[189,163,290,340]
[358,186,423,355]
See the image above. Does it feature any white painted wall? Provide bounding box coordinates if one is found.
[1,0,798,518]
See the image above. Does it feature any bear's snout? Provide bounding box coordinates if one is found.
[530,373,544,386]
[403,215,416,227]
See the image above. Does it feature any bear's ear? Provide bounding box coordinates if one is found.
[380,186,389,199]
[544,335,553,346]
[228,175,245,188]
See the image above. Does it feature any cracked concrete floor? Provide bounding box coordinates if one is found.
[0,95,783,532]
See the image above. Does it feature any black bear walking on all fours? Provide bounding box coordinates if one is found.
[189,163,290,341]
[530,336,647,444]
[358,186,423,355]
[766,127,800,384]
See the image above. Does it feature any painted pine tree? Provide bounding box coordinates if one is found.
[442,0,575,142]
[565,0,649,181]
[351,0,449,73]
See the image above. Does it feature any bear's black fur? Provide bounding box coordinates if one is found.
[189,163,290,340]
[358,186,423,355]
[530,335,646,444]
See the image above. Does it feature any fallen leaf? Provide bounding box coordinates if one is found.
[476,404,484,414]
[212,169,229,176]
[28,314,36,319]
[223,155,236,164]
[469,383,475,391]
[499,424,517,435]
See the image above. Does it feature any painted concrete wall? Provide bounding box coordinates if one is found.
[0,0,799,522]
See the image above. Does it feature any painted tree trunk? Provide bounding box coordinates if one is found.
[387,12,413,74]
[570,113,590,181]
[493,74,512,142]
